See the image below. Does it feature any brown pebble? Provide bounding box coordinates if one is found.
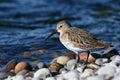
[57,56,70,65]
[49,63,63,72]
[64,52,76,59]
[15,62,32,74]
[4,59,17,72]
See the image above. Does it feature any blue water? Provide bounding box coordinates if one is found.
[0,0,120,66]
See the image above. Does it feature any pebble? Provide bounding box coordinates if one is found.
[49,63,63,72]
[79,52,88,62]
[15,62,32,74]
[66,59,77,70]
[95,59,103,66]
[16,69,28,76]
[0,72,8,79]
[97,66,116,79]
[37,62,46,69]
[34,68,51,79]
[57,56,70,65]
[64,70,79,80]
[59,68,68,74]
[87,75,105,80]
[88,54,96,63]
[5,75,25,80]
[80,72,94,79]
[45,77,55,80]
[3,59,17,72]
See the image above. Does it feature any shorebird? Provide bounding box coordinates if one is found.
[46,20,110,70]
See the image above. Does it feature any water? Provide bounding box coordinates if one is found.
[0,0,120,66]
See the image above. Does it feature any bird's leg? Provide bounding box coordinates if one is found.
[82,51,90,72]
[77,53,80,63]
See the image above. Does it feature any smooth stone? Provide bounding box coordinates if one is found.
[64,52,76,59]
[95,59,103,66]
[87,76,105,80]
[3,59,17,72]
[66,59,77,70]
[37,62,46,69]
[45,77,55,80]
[87,64,100,70]
[84,68,94,73]
[97,66,116,78]
[34,68,51,79]
[79,52,88,62]
[15,62,32,74]
[102,58,109,63]
[80,72,94,79]
[32,77,43,80]
[25,71,34,77]
[88,54,96,63]
[64,70,79,80]
[112,72,120,80]
[16,69,28,76]
[49,63,63,72]
[59,68,68,74]
[5,75,24,80]
[111,55,120,66]
[0,72,8,79]
[50,58,57,64]
[57,56,70,65]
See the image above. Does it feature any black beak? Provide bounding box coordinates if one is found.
[45,30,57,40]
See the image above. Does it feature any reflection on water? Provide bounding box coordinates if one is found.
[0,0,120,66]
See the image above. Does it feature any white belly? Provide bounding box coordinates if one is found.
[60,38,84,54]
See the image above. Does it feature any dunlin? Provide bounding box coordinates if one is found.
[46,20,110,70]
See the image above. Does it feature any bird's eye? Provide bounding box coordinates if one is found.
[59,25,63,28]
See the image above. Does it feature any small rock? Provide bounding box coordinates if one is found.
[66,59,77,70]
[97,66,116,79]
[57,56,70,65]
[16,69,28,76]
[64,52,76,59]
[59,68,68,74]
[15,62,32,74]
[88,54,96,63]
[84,68,94,73]
[32,61,40,68]
[49,63,63,72]
[4,59,17,72]
[79,52,88,62]
[45,77,55,80]
[37,62,46,69]
[102,58,109,63]
[5,75,24,80]
[0,72,8,79]
[95,59,103,66]
[87,76,105,80]
[34,68,51,79]
[64,70,79,80]
[80,72,94,80]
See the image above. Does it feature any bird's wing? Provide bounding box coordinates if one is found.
[65,27,109,50]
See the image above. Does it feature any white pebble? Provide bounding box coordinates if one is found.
[97,66,116,78]
[64,70,79,80]
[45,77,55,80]
[5,75,24,80]
[87,76,105,80]
[34,68,51,79]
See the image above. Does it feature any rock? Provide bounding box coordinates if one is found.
[0,72,8,79]
[88,54,96,63]
[84,68,94,73]
[15,62,32,74]
[50,58,57,64]
[45,77,55,80]
[64,70,79,80]
[95,59,103,66]
[80,72,94,80]
[102,58,109,63]
[25,71,34,77]
[87,76,105,80]
[49,63,63,72]
[64,52,76,59]
[66,59,77,70]
[34,68,51,79]
[57,56,70,65]
[111,55,120,66]
[5,75,24,80]
[87,64,100,70]
[37,62,46,69]
[4,59,17,72]
[59,68,68,74]
[97,66,116,79]
[16,69,28,76]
